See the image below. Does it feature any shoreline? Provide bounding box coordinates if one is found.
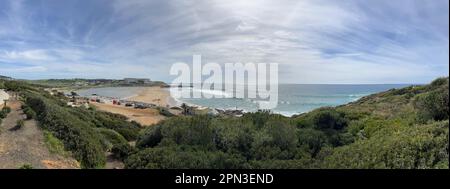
[125,87,174,107]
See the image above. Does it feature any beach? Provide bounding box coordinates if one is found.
[126,86,173,107]
[74,86,176,126]
[0,89,9,108]
[91,102,166,126]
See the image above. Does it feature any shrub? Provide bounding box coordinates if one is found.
[136,125,163,148]
[25,93,106,168]
[158,107,174,117]
[16,120,25,129]
[44,131,70,156]
[414,87,449,122]
[23,107,36,120]
[69,108,140,141]
[322,121,449,169]
[124,146,249,169]
[312,109,348,130]
[19,164,33,169]
[2,106,11,114]
[297,128,328,157]
[111,143,136,161]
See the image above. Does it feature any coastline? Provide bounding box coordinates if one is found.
[86,86,175,126]
[126,86,175,107]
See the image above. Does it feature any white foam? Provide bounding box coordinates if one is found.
[192,88,231,98]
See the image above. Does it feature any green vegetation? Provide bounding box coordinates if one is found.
[16,120,25,129]
[124,77,449,169]
[1,77,448,169]
[24,92,106,168]
[0,106,11,119]
[22,105,37,120]
[19,164,33,169]
[43,131,71,157]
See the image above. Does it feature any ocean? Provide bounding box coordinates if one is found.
[76,84,410,116]
[76,87,144,99]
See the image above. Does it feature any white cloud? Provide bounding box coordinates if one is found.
[0,0,448,83]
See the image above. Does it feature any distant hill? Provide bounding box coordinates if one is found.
[0,75,12,80]
[27,78,168,88]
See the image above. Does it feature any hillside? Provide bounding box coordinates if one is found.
[126,77,449,169]
[0,77,448,169]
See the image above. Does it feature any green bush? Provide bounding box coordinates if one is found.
[158,107,174,117]
[297,128,328,157]
[16,119,25,129]
[312,109,348,130]
[19,164,33,169]
[23,107,36,120]
[1,106,11,118]
[322,120,449,169]
[125,146,249,169]
[136,125,163,148]
[69,108,140,140]
[414,87,449,122]
[111,143,136,161]
[24,93,106,168]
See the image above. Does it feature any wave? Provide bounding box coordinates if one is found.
[191,88,232,98]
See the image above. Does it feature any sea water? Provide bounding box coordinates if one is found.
[173,84,410,116]
[76,87,144,99]
[76,84,409,116]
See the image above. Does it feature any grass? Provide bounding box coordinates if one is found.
[19,164,33,169]
[43,131,71,157]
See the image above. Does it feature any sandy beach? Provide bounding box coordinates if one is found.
[0,89,9,108]
[91,102,166,126]
[82,86,178,126]
[127,86,173,107]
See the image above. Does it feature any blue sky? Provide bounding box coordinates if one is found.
[0,0,448,84]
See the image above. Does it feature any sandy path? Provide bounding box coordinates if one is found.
[92,102,165,126]
[0,100,79,169]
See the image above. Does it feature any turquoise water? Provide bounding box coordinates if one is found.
[173,84,410,116]
[76,84,410,116]
[76,87,144,99]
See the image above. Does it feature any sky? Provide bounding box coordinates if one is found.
[0,0,448,84]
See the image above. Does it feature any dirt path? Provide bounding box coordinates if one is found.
[0,99,79,169]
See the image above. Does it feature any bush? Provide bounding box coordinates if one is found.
[158,107,174,117]
[1,106,11,119]
[44,131,70,156]
[124,146,249,169]
[16,120,25,129]
[19,164,33,169]
[322,121,449,169]
[96,128,128,151]
[414,87,449,122]
[69,108,140,141]
[297,128,328,157]
[111,143,136,161]
[312,109,348,130]
[23,107,36,120]
[25,93,106,168]
[136,125,163,148]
